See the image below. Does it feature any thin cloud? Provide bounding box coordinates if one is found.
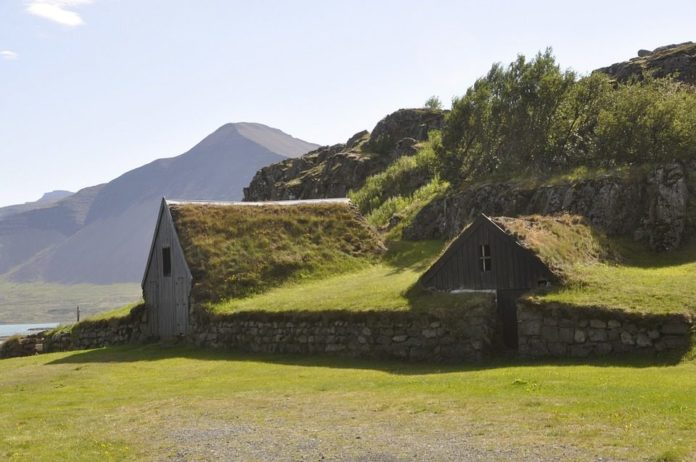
[1,51,18,60]
[26,0,93,27]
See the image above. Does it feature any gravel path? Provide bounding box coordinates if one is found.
[159,416,622,462]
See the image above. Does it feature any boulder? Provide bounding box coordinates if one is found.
[363,108,445,155]
[596,42,696,86]
[642,162,688,250]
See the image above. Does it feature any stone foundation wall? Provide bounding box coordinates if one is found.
[191,298,499,362]
[0,333,47,358]
[0,305,149,359]
[4,298,693,362]
[518,299,694,357]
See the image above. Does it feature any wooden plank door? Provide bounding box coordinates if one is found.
[496,289,525,350]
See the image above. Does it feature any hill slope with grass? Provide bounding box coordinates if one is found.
[341,48,696,254]
[233,46,696,319]
[209,240,490,315]
[243,108,445,202]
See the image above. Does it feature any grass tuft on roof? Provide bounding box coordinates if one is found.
[169,202,385,304]
[491,214,615,279]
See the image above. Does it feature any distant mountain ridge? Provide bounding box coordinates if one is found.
[0,190,74,220]
[0,123,318,284]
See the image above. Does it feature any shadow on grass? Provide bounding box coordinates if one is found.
[383,239,443,275]
[610,238,696,269]
[45,343,689,374]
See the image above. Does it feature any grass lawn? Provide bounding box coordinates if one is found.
[210,240,491,314]
[211,236,696,317]
[81,301,143,322]
[44,301,144,336]
[537,240,696,315]
[0,345,694,461]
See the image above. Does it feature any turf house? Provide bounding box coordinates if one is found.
[142,198,384,338]
[420,214,597,348]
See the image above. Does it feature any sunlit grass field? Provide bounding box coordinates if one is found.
[210,240,491,314]
[538,240,696,315]
[211,237,696,317]
[0,345,694,461]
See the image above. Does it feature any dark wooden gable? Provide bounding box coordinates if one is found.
[420,214,554,292]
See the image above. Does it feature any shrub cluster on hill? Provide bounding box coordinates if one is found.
[349,137,446,230]
[436,49,696,184]
[348,49,696,231]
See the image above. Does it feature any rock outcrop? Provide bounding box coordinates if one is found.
[243,108,445,201]
[596,42,696,85]
[405,161,692,251]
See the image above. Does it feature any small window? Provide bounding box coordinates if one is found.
[162,247,171,277]
[479,244,492,272]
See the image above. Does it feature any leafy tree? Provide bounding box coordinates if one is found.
[436,49,696,185]
[595,77,696,164]
[548,72,613,166]
[438,49,576,182]
[424,95,443,110]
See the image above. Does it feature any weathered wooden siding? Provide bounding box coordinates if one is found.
[422,218,553,292]
[143,202,192,337]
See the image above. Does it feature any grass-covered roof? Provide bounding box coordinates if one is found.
[490,214,613,279]
[168,200,385,304]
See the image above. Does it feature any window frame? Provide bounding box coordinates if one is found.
[479,244,492,272]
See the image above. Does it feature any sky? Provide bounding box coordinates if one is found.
[1,0,695,207]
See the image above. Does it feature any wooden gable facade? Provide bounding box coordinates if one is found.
[142,198,193,338]
[420,214,555,292]
[420,214,556,349]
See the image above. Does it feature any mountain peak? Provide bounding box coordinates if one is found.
[37,190,73,204]
[199,122,319,159]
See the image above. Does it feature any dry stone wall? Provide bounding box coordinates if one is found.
[4,298,694,363]
[191,299,498,362]
[517,299,693,357]
[0,304,149,359]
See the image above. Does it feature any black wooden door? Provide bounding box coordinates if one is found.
[496,289,525,350]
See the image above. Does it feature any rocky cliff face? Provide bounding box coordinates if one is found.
[596,42,696,85]
[405,161,693,251]
[243,108,445,201]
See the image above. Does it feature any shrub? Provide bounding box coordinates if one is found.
[437,49,696,184]
[364,177,448,230]
[350,134,440,216]
[424,95,443,110]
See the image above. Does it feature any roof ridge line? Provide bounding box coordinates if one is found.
[165,198,351,206]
